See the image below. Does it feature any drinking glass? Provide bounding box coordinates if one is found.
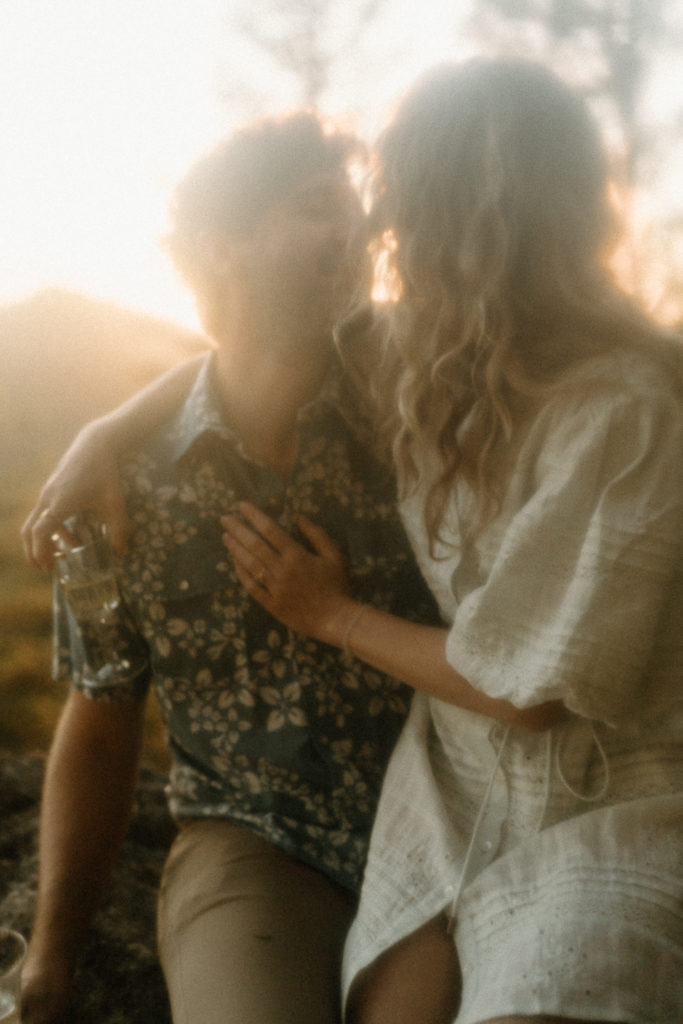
[0,929,26,1024]
[54,522,147,690]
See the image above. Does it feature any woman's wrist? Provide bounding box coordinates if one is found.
[341,603,367,656]
[321,600,366,653]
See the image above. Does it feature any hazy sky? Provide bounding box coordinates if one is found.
[1,0,680,328]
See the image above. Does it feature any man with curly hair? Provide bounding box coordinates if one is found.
[21,112,435,1024]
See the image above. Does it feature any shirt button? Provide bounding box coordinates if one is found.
[482,839,493,852]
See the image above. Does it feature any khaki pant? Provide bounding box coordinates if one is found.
[157,819,357,1024]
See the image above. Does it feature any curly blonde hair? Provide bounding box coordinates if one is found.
[362,58,677,551]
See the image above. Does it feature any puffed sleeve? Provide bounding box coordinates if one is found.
[445,358,683,726]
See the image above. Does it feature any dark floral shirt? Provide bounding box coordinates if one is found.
[55,355,438,890]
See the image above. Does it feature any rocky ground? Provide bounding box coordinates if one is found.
[0,753,174,1023]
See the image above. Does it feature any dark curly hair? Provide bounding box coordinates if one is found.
[166,112,360,336]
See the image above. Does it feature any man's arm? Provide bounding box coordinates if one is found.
[21,691,147,1024]
[22,354,205,571]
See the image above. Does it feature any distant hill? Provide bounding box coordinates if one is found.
[0,288,209,491]
[0,289,205,757]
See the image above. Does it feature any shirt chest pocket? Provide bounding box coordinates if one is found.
[160,536,232,601]
[139,528,241,644]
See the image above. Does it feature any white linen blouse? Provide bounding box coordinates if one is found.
[342,348,683,1024]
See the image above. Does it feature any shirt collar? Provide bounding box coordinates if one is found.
[164,351,345,465]
[165,353,237,463]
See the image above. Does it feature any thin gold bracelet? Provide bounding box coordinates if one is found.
[342,604,367,657]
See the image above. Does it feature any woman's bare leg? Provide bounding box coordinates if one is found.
[346,913,460,1024]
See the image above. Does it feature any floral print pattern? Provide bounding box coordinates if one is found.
[55,356,437,890]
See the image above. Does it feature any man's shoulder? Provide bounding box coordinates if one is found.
[118,426,186,513]
[120,428,176,481]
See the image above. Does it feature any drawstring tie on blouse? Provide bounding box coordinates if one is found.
[555,718,611,803]
[447,723,511,932]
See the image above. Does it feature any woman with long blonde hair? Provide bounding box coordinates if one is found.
[220,59,683,1023]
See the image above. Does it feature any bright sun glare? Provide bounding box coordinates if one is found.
[0,0,234,328]
[1,0,681,329]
